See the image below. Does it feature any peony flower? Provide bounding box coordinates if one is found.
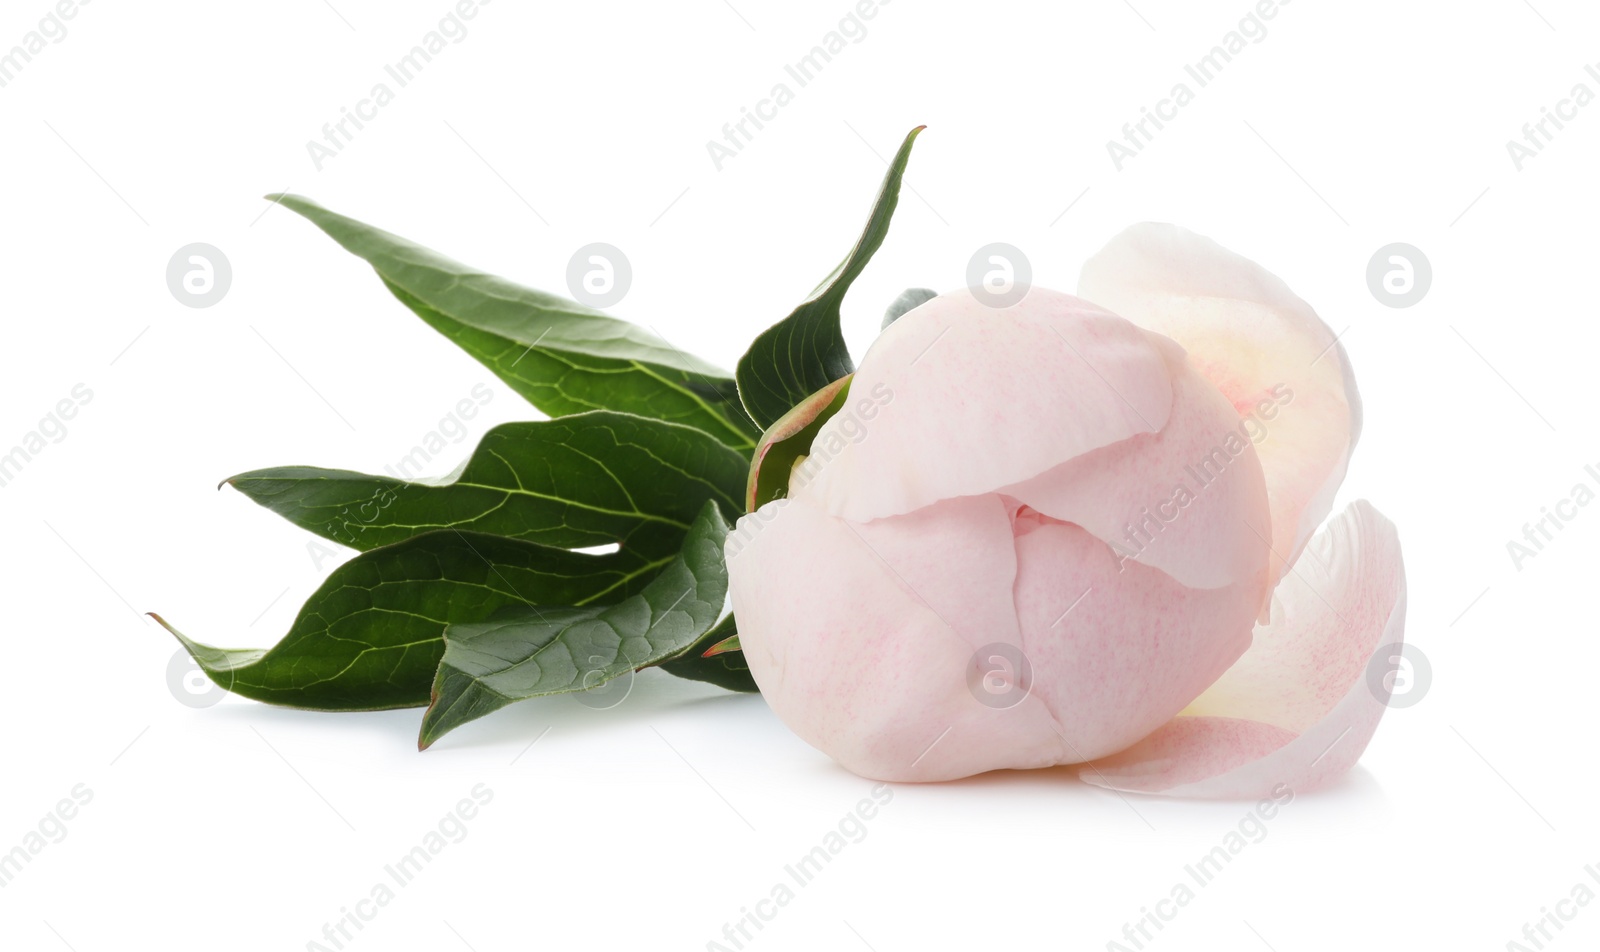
[725,223,1405,798]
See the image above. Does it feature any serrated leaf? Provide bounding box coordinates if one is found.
[156,531,663,711]
[658,614,757,693]
[227,411,745,561]
[270,194,759,451]
[735,125,924,429]
[419,502,731,747]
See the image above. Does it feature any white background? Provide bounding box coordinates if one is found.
[2,1,1597,949]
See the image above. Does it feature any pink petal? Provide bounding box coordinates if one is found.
[848,494,1026,653]
[1000,334,1272,590]
[1077,501,1406,798]
[1011,518,1264,763]
[726,493,1064,781]
[800,288,1173,523]
[1078,223,1361,591]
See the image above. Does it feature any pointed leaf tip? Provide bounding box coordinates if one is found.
[702,634,742,657]
[270,195,759,449]
[735,124,924,428]
[147,531,660,711]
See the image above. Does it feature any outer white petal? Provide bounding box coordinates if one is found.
[1078,501,1405,798]
[1079,223,1361,591]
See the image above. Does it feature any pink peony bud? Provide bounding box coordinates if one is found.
[727,223,1403,798]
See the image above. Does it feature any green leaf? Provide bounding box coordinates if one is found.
[155,531,663,711]
[658,614,758,694]
[227,411,746,562]
[745,375,853,511]
[419,502,731,747]
[270,194,759,451]
[735,125,925,429]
